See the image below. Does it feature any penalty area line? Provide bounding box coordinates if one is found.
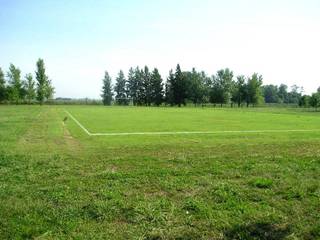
[63,110,320,136]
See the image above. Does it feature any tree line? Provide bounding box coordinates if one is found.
[102,64,320,108]
[0,59,54,104]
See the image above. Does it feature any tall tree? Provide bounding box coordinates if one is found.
[278,84,288,104]
[287,85,302,104]
[134,67,145,105]
[263,84,280,103]
[142,66,152,106]
[114,70,128,105]
[310,92,320,110]
[0,67,6,102]
[210,68,233,106]
[127,67,139,105]
[150,68,164,106]
[7,64,22,103]
[24,73,36,103]
[185,68,206,105]
[232,75,246,107]
[35,59,49,104]
[44,79,55,100]
[173,64,187,107]
[246,73,263,107]
[299,95,310,107]
[101,71,113,105]
[165,70,175,106]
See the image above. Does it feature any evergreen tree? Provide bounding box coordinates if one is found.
[127,67,139,105]
[173,64,187,107]
[165,70,175,106]
[142,66,152,106]
[114,70,128,105]
[134,67,145,105]
[7,64,22,103]
[35,59,50,104]
[101,71,113,105]
[150,68,164,106]
[0,67,6,102]
[24,73,36,103]
[210,75,224,105]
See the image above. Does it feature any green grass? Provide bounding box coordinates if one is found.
[0,105,320,239]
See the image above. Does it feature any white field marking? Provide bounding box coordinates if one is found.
[64,110,320,137]
[64,110,92,136]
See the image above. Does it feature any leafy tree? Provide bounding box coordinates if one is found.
[263,84,280,103]
[200,71,211,104]
[173,64,187,107]
[44,79,55,100]
[299,95,310,107]
[287,85,302,104]
[35,59,50,104]
[246,73,263,107]
[318,87,320,93]
[7,64,22,103]
[150,68,164,106]
[114,70,128,105]
[185,68,206,105]
[232,75,246,107]
[0,67,6,102]
[310,92,320,110]
[278,84,288,103]
[101,71,113,105]
[210,68,233,106]
[24,73,36,103]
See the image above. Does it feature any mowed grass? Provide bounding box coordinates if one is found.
[65,106,320,133]
[0,105,320,239]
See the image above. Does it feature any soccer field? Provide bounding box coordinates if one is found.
[64,106,320,135]
[1,105,320,239]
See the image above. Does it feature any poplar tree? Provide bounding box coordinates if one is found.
[7,64,22,103]
[24,73,36,103]
[36,59,53,104]
[246,73,263,107]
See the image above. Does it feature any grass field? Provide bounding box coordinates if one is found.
[0,105,320,239]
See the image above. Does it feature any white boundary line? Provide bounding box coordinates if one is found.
[65,110,92,136]
[64,110,320,137]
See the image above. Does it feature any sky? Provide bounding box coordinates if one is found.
[0,0,319,98]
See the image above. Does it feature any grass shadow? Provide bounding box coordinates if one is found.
[224,222,291,240]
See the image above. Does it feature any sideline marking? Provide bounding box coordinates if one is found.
[64,110,320,137]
